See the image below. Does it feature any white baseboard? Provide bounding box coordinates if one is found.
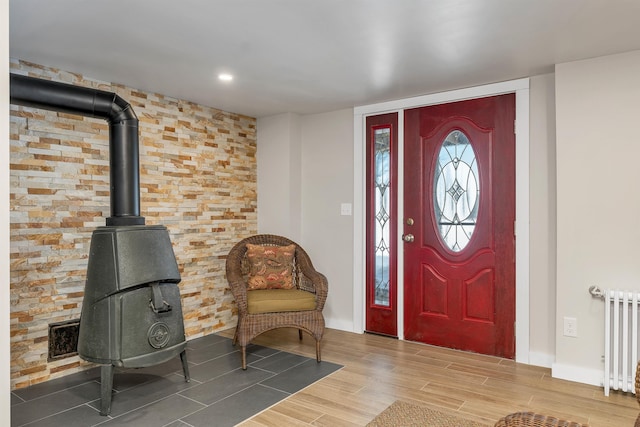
[528,351,554,368]
[325,317,355,333]
[551,362,603,388]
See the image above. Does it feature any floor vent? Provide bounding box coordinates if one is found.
[48,319,80,361]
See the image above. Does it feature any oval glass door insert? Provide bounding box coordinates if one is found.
[433,130,479,252]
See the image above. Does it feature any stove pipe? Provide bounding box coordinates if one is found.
[10,73,144,226]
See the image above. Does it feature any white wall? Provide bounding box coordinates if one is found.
[256,113,302,241]
[2,0,11,422]
[528,73,557,367]
[553,50,640,385]
[300,110,354,330]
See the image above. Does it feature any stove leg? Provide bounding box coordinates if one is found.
[180,350,190,382]
[100,364,114,416]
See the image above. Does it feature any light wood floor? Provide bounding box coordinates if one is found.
[218,327,639,427]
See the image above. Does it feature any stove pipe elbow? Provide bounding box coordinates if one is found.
[9,73,144,226]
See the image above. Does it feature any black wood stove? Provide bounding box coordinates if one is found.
[10,74,190,415]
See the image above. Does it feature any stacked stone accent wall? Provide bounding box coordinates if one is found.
[9,60,257,389]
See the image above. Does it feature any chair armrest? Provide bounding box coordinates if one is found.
[295,248,328,311]
[225,248,249,314]
[299,268,328,310]
[227,277,248,314]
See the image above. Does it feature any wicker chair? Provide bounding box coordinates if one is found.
[494,412,589,427]
[635,360,640,427]
[225,234,328,369]
[496,361,640,426]
[636,359,640,403]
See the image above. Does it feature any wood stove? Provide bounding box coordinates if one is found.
[79,225,190,415]
[10,74,190,416]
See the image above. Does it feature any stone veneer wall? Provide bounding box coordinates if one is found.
[9,60,257,389]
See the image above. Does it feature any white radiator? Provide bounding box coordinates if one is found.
[602,289,640,396]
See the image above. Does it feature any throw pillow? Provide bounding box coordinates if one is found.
[246,243,295,290]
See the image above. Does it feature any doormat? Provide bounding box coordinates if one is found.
[367,400,492,427]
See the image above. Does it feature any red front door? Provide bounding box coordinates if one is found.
[403,95,516,358]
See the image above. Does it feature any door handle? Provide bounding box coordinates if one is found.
[402,234,415,243]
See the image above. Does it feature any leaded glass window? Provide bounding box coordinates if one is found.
[374,127,390,306]
[433,130,479,252]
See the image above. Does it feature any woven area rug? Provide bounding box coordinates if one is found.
[367,400,492,427]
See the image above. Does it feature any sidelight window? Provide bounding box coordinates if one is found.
[373,127,391,306]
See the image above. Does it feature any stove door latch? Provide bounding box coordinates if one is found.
[149,282,173,314]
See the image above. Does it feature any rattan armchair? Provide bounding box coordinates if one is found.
[636,359,640,404]
[494,412,589,427]
[225,234,328,369]
[635,359,640,427]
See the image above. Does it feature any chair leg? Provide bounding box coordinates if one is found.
[232,326,239,346]
[298,329,303,341]
[180,350,190,382]
[241,345,247,370]
[316,340,321,363]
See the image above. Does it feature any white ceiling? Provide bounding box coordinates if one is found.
[9,0,640,118]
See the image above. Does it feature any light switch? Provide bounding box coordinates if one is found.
[340,203,352,216]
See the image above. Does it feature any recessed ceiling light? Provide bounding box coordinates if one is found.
[218,73,233,82]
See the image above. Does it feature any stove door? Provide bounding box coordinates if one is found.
[78,282,187,367]
[117,282,187,367]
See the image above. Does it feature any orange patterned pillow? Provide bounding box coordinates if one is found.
[246,243,295,290]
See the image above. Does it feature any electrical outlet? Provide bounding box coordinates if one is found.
[564,316,577,337]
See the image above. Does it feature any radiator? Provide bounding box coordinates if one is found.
[602,289,640,396]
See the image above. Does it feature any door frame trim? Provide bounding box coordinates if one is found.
[353,78,530,363]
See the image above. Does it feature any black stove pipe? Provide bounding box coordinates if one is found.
[9,73,144,226]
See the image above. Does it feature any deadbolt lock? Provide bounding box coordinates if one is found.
[406,218,414,226]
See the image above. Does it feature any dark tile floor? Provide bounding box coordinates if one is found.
[10,334,342,427]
